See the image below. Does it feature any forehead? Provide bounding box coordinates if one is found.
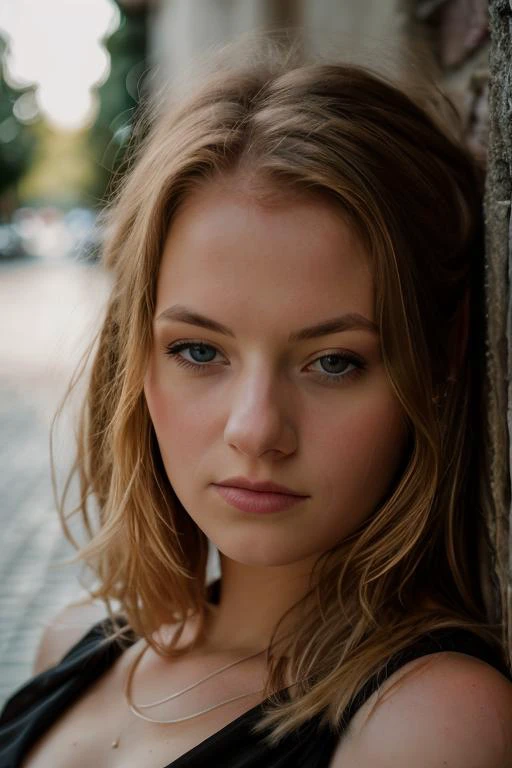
[155,182,374,326]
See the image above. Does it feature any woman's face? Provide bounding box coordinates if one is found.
[144,181,409,567]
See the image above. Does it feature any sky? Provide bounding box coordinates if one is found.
[0,0,120,130]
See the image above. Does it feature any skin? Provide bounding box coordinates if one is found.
[330,651,512,767]
[144,178,410,653]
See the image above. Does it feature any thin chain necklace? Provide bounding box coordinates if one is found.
[111,640,268,749]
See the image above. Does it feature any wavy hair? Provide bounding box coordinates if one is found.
[52,39,506,745]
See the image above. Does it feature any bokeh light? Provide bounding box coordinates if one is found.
[0,0,120,130]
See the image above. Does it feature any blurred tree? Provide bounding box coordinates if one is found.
[18,122,95,208]
[87,1,149,208]
[0,33,40,217]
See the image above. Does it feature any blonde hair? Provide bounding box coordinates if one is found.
[53,39,505,745]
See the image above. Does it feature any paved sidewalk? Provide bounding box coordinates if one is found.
[0,257,110,708]
[0,257,221,709]
[0,384,85,705]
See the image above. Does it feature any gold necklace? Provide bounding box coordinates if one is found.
[111,640,268,749]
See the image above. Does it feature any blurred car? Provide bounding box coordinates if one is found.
[0,223,29,260]
[64,207,103,262]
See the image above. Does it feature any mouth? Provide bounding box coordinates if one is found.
[212,484,307,514]
[215,476,306,496]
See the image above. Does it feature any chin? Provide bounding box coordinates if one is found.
[213,538,319,568]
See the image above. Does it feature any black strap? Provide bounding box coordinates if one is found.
[341,628,510,727]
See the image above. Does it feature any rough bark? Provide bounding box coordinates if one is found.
[485,0,512,661]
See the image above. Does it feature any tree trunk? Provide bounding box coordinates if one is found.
[486,0,512,662]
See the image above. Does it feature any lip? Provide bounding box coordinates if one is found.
[212,484,306,514]
[215,476,306,496]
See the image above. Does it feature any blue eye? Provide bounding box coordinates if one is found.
[164,341,366,386]
[315,353,362,382]
[170,342,217,364]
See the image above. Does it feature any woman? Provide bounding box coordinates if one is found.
[1,41,512,768]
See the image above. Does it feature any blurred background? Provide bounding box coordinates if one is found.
[0,0,493,706]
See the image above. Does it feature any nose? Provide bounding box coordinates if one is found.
[223,368,297,459]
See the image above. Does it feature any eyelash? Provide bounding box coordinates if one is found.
[163,341,366,386]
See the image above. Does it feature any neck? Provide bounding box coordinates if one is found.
[204,553,318,654]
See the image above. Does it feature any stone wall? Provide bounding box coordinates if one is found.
[413,0,512,660]
[486,0,512,660]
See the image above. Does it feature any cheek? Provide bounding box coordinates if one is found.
[144,359,213,467]
[311,392,408,519]
[334,397,403,468]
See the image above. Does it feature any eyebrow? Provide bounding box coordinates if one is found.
[156,304,379,341]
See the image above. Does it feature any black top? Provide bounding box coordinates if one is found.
[1,597,510,768]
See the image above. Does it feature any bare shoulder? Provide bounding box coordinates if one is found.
[330,651,512,768]
[32,597,110,675]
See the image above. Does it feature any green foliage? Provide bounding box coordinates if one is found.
[18,121,95,208]
[0,34,40,202]
[88,3,149,208]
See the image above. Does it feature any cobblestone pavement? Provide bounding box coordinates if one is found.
[0,256,110,708]
[0,255,222,710]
